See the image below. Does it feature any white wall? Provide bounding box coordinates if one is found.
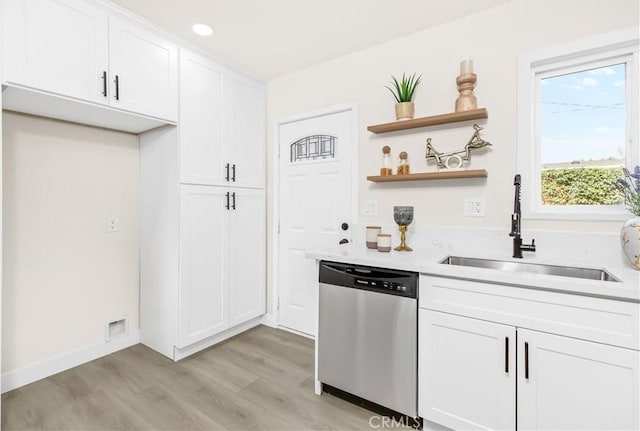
[266,0,639,311]
[2,112,140,375]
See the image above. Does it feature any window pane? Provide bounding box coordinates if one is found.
[540,63,626,206]
[290,135,336,163]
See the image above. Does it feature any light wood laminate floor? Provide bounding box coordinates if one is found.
[2,325,397,430]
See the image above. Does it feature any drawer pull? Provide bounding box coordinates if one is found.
[114,75,120,100]
[505,337,509,373]
[101,71,107,97]
[525,341,529,379]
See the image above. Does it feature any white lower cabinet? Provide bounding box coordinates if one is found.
[177,185,265,349]
[419,311,516,430]
[227,188,265,326]
[419,275,640,431]
[518,329,639,431]
[178,186,227,347]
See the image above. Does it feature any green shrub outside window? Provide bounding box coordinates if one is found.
[541,166,624,206]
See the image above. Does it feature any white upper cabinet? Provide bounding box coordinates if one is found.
[225,72,265,188]
[3,0,109,104]
[179,49,265,189]
[108,16,178,121]
[179,51,226,186]
[2,0,178,123]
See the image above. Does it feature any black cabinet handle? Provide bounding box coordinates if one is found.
[225,163,230,181]
[101,71,107,97]
[524,342,529,379]
[114,75,120,100]
[231,164,236,182]
[225,192,230,210]
[505,337,509,373]
[231,192,236,210]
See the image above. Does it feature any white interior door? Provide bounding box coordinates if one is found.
[278,109,354,336]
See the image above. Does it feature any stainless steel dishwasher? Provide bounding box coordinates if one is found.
[317,260,418,418]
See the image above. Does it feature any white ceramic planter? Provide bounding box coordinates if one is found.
[621,216,640,270]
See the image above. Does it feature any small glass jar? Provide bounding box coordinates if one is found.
[380,145,392,176]
[398,151,410,175]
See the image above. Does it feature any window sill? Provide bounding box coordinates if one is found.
[524,209,633,222]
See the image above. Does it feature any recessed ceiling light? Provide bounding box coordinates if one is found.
[192,23,213,37]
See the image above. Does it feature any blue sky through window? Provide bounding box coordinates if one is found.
[540,63,626,165]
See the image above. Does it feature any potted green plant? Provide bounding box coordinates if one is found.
[615,166,640,269]
[385,72,422,120]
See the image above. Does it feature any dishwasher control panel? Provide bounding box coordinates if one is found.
[319,261,418,298]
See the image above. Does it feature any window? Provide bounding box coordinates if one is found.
[290,135,336,163]
[517,28,639,219]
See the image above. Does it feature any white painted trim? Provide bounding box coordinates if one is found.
[277,325,315,340]
[260,312,278,328]
[517,26,639,221]
[173,316,262,360]
[271,102,359,334]
[1,330,141,393]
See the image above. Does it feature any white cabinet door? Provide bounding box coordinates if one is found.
[419,310,516,431]
[225,72,265,188]
[227,188,265,326]
[3,0,109,104]
[179,51,226,186]
[108,16,178,121]
[518,329,640,431]
[178,185,228,347]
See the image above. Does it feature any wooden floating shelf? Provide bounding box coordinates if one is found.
[367,108,488,134]
[367,169,488,182]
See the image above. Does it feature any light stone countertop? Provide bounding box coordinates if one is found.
[306,226,640,303]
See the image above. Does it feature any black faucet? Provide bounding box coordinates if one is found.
[509,174,536,258]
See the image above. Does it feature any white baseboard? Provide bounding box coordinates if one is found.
[277,325,315,340]
[261,312,278,328]
[172,316,263,361]
[1,330,140,393]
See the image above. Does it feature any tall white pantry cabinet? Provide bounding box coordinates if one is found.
[140,49,266,360]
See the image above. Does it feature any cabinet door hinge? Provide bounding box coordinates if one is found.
[277,297,280,310]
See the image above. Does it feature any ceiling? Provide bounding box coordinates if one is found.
[110,0,513,80]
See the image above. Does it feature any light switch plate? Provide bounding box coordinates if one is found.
[362,200,378,216]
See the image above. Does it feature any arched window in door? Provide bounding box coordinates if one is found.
[290,135,336,162]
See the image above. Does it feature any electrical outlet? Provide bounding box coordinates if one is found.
[106,217,119,232]
[464,198,486,217]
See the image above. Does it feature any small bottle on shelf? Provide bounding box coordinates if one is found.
[380,145,393,176]
[398,151,410,175]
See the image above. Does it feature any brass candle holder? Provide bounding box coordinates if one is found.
[393,206,414,252]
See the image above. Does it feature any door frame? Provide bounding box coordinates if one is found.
[268,102,359,334]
